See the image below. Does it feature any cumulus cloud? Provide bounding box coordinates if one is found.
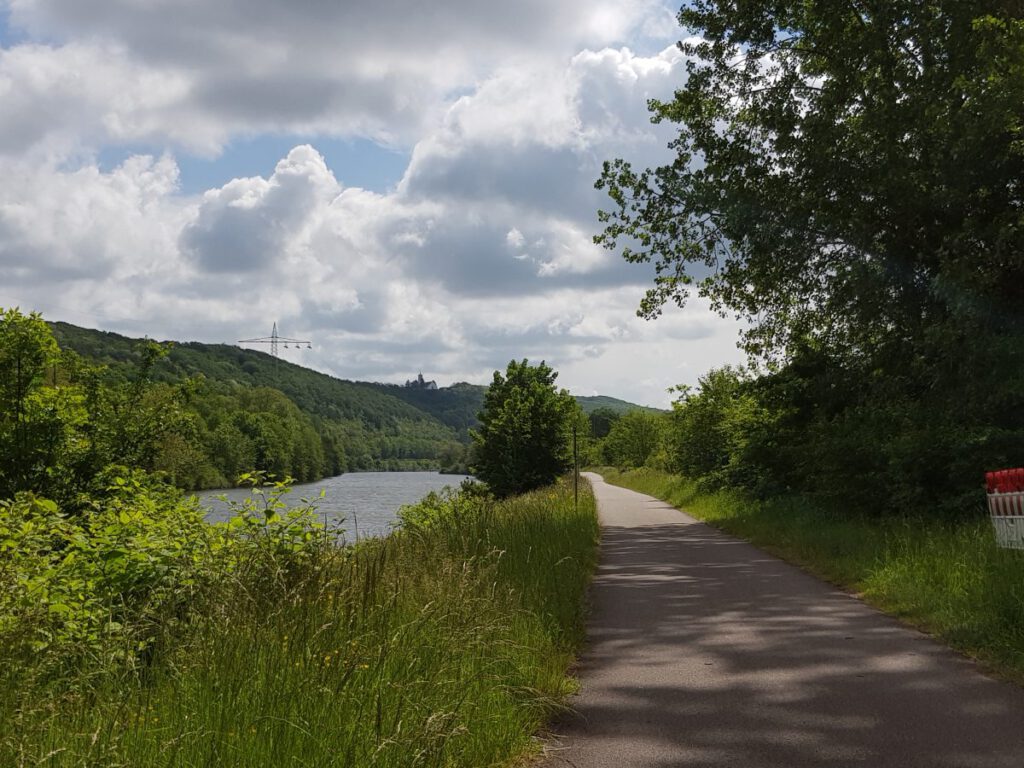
[0,42,194,158]
[181,145,340,272]
[9,0,669,64]
[388,45,687,293]
[0,152,184,281]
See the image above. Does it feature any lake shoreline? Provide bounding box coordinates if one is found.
[196,470,471,539]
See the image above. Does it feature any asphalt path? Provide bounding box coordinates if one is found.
[541,473,1024,768]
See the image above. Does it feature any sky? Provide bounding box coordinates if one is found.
[0,0,745,408]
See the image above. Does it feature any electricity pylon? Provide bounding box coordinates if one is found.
[238,322,312,357]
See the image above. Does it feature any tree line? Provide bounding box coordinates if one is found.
[1,309,464,503]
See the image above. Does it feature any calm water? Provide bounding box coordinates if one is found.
[195,471,470,539]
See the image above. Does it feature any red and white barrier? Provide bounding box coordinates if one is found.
[986,468,1024,550]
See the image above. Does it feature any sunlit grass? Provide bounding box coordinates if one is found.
[1,479,599,767]
[599,467,1024,682]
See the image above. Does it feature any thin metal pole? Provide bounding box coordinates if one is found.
[573,424,579,512]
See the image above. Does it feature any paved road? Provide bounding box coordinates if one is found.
[541,473,1024,768]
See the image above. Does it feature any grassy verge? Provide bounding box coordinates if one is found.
[598,467,1024,682]
[1,478,599,767]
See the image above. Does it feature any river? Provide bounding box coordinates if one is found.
[195,471,471,539]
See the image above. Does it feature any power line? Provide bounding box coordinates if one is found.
[238,322,312,357]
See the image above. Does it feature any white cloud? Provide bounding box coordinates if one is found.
[0,42,195,158]
[181,145,340,273]
[2,0,678,155]
[0,152,184,282]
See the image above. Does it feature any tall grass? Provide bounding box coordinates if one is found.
[1,478,598,767]
[599,467,1024,682]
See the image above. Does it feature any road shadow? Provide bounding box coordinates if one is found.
[541,504,1024,768]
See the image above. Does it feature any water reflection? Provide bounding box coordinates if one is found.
[196,471,470,539]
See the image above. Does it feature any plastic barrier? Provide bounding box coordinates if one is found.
[986,468,1024,549]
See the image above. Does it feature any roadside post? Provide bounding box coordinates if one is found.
[986,468,1024,549]
[573,424,579,513]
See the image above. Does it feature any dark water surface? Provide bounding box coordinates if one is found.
[196,471,470,539]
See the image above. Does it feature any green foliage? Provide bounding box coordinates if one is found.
[0,311,215,502]
[574,395,660,416]
[1,313,604,765]
[46,320,654,489]
[0,470,336,683]
[587,406,620,439]
[365,380,487,440]
[0,308,62,498]
[49,321,466,482]
[362,384,657,442]
[662,367,778,491]
[397,479,492,530]
[1,477,599,767]
[74,343,197,489]
[598,2,1024,354]
[0,470,210,681]
[50,321,456,429]
[471,360,579,497]
[602,408,665,468]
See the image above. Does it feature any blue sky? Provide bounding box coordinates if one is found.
[0,8,23,45]
[0,0,743,407]
[97,136,410,196]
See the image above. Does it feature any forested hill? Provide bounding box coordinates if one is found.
[49,321,466,485]
[51,322,446,429]
[48,322,653,487]
[573,395,661,415]
[362,381,486,438]
[362,384,663,436]
[53,322,656,436]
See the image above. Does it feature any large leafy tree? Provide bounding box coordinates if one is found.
[588,406,621,439]
[597,1,1024,361]
[597,2,1024,514]
[603,409,664,468]
[0,308,62,497]
[472,360,577,497]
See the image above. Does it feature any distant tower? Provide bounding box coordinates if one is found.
[238,322,312,357]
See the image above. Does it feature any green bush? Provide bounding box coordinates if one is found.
[662,367,779,491]
[0,470,212,677]
[1,476,599,767]
[602,409,664,468]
